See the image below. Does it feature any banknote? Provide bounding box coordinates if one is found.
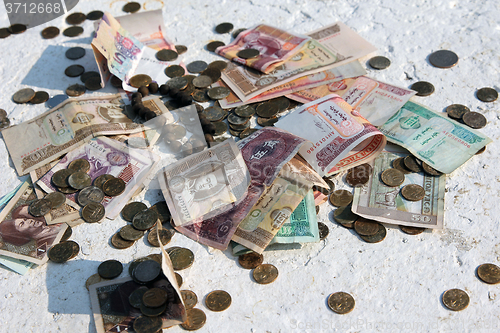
[0,255,33,275]
[271,190,319,244]
[233,157,325,253]
[221,22,376,102]
[30,161,83,226]
[173,127,308,250]
[159,139,250,227]
[0,183,23,208]
[378,100,492,174]
[37,137,160,219]
[216,61,366,109]
[287,76,416,126]
[0,181,67,265]
[352,147,445,228]
[2,94,158,176]
[276,94,386,177]
[115,9,175,51]
[216,24,311,73]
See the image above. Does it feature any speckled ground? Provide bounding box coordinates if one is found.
[0,1,499,332]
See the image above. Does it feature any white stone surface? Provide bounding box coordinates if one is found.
[0,1,499,332]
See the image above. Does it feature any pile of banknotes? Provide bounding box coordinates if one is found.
[0,9,493,333]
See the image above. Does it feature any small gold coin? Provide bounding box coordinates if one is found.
[129,74,152,88]
[147,227,174,247]
[68,158,90,173]
[253,264,278,285]
[111,233,135,249]
[205,290,231,312]
[168,247,194,271]
[82,202,105,223]
[328,292,355,314]
[399,225,426,235]
[93,174,114,189]
[181,290,198,309]
[477,263,500,284]
[238,252,263,269]
[442,289,469,311]
[380,168,405,187]
[329,190,353,207]
[401,184,426,201]
[102,178,126,197]
[359,223,387,243]
[85,273,107,290]
[181,308,206,331]
[354,218,380,236]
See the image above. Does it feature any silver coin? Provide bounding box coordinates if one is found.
[44,192,66,209]
[13,88,35,104]
[186,60,208,74]
[166,76,188,90]
[77,186,105,206]
[192,75,213,88]
[207,87,231,100]
[67,171,92,190]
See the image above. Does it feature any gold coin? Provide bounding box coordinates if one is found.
[168,247,194,271]
[477,263,500,284]
[85,273,107,290]
[238,252,264,269]
[328,292,355,314]
[181,308,206,331]
[442,289,469,311]
[380,168,405,187]
[399,225,425,235]
[329,190,353,207]
[333,205,358,228]
[253,264,278,284]
[129,74,152,88]
[81,202,105,223]
[93,174,115,189]
[392,157,412,174]
[359,223,387,243]
[68,158,90,173]
[111,233,135,249]
[401,184,426,201]
[175,273,183,287]
[205,290,231,312]
[354,218,380,236]
[181,290,198,309]
[147,227,174,247]
[102,178,126,197]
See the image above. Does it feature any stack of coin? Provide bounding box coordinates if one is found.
[48,239,80,263]
[353,217,387,243]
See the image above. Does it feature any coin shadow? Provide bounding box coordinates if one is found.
[21,45,100,91]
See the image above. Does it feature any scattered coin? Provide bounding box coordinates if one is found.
[66,12,87,25]
[68,240,80,259]
[240,128,258,139]
[166,77,188,91]
[41,26,59,39]
[237,48,260,59]
[93,174,115,189]
[206,41,225,52]
[48,242,75,263]
[102,178,126,197]
[403,155,422,173]
[68,171,92,189]
[29,199,52,217]
[181,290,198,309]
[111,232,135,249]
[187,60,208,74]
[381,168,405,187]
[442,289,469,311]
[422,162,443,176]
[150,201,171,224]
[393,157,412,174]
[476,87,498,102]
[238,252,264,269]
[165,65,185,78]
[30,91,50,104]
[327,292,355,314]
[345,164,372,187]
[235,105,256,118]
[66,84,86,97]
[175,44,187,54]
[133,260,161,283]
[168,247,194,270]
[66,47,86,61]
[477,263,500,284]
[82,202,105,223]
[462,111,487,129]
[253,264,278,284]
[229,128,242,137]
[333,205,358,228]
[110,75,122,88]
[273,97,291,112]
[68,159,90,173]
[401,184,426,201]
[140,302,166,317]
[0,109,7,119]
[133,209,159,231]
[129,286,148,308]
[410,81,435,96]
[257,117,278,127]
[203,106,225,122]
[175,273,183,287]
[429,50,459,68]
[232,28,246,38]
[207,60,228,71]
[142,287,168,308]
[65,64,85,77]
[256,101,279,118]
[212,121,228,136]
[13,88,35,104]
[228,113,249,126]
[44,192,66,209]
[207,86,231,100]
[147,227,174,247]
[369,56,391,70]
[52,169,74,188]
[156,49,178,62]
[192,89,210,102]
[133,316,162,333]
[201,68,222,83]
[8,24,27,34]
[329,190,353,207]
[399,225,426,235]
[475,146,486,155]
[129,74,152,88]
[57,186,78,194]
[80,72,100,84]
[86,10,104,20]
[63,26,84,37]
[85,273,107,290]
[354,218,380,236]
[123,2,141,13]
[85,77,102,91]
[192,75,213,89]
[61,226,73,242]
[0,28,10,39]
[122,202,148,222]
[318,222,329,240]
[215,22,234,34]
[0,118,9,129]
[230,122,250,131]
[446,104,470,120]
[205,290,231,312]
[181,308,206,331]
[119,225,145,242]
[359,223,387,243]
[98,259,123,279]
